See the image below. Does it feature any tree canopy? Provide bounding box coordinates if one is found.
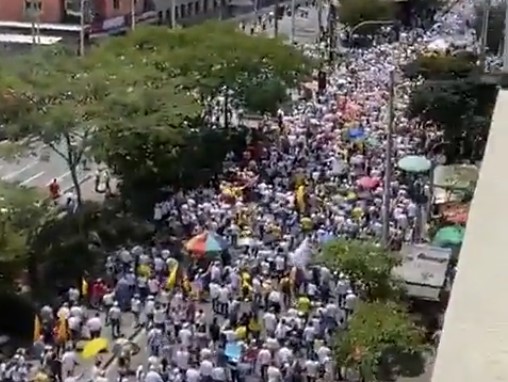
[0,22,314,214]
[334,301,426,381]
[0,182,48,291]
[405,54,497,163]
[319,239,404,301]
[403,54,479,80]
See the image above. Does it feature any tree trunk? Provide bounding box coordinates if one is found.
[70,164,83,206]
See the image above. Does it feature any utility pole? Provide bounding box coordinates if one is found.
[290,0,296,44]
[317,0,323,41]
[382,70,395,248]
[171,0,177,28]
[327,0,336,65]
[273,0,279,38]
[479,0,491,70]
[79,0,85,56]
[131,0,136,30]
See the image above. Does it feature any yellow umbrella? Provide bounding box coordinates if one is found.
[82,338,109,359]
[235,326,247,340]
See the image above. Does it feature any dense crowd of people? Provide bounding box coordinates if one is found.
[1,1,485,382]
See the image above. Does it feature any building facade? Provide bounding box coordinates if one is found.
[0,0,226,27]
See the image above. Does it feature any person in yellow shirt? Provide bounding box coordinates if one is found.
[280,275,291,306]
[297,295,311,315]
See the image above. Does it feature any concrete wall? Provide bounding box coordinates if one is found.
[431,89,508,382]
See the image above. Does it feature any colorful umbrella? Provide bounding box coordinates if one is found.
[82,338,108,359]
[397,155,432,173]
[348,127,365,140]
[185,231,229,256]
[432,225,465,247]
[357,176,380,190]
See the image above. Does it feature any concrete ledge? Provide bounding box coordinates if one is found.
[431,89,508,382]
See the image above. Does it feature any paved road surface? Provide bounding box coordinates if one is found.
[241,6,328,44]
[0,140,92,192]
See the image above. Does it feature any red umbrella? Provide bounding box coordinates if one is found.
[357,176,380,190]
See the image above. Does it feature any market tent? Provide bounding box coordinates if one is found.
[433,164,478,190]
[432,225,465,247]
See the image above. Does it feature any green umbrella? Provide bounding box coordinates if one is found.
[397,155,432,173]
[432,225,465,247]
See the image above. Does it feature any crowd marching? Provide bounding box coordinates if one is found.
[0,0,483,381]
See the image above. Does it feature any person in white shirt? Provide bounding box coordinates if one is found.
[199,358,213,379]
[86,313,102,338]
[211,366,226,382]
[257,345,271,380]
[267,364,282,382]
[174,347,190,370]
[209,282,220,313]
[179,323,193,348]
[263,310,277,336]
[304,359,319,382]
[218,285,230,316]
[109,302,122,338]
[61,348,77,379]
[131,295,141,327]
[186,367,200,382]
[145,366,163,382]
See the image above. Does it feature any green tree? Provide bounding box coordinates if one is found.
[403,54,478,80]
[320,239,403,301]
[88,22,313,106]
[0,182,49,292]
[334,301,426,381]
[339,0,394,32]
[474,2,505,54]
[0,48,103,206]
[407,80,497,162]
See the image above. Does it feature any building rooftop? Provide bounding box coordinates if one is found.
[431,89,508,382]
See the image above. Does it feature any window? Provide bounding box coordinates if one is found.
[24,0,42,15]
[187,3,192,15]
[180,4,185,17]
[213,0,218,8]
[113,0,120,9]
[204,0,208,11]
[194,1,199,14]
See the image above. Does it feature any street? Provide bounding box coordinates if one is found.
[0,140,92,193]
[241,5,328,44]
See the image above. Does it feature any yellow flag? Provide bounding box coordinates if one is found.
[56,316,68,343]
[33,315,41,342]
[182,273,191,294]
[296,185,305,212]
[81,278,88,297]
[166,264,178,290]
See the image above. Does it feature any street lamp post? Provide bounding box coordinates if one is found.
[382,70,395,247]
[131,0,136,30]
[79,0,86,56]
[327,0,338,64]
[479,0,491,70]
[290,0,296,44]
